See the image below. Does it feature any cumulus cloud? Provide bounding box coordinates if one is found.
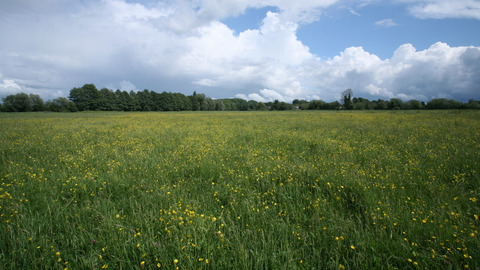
[183,12,312,68]
[259,89,286,101]
[223,42,480,102]
[301,42,480,101]
[119,81,138,92]
[0,79,23,99]
[0,78,64,100]
[235,89,289,102]
[0,79,21,91]
[246,93,268,102]
[235,93,267,102]
[375,19,398,27]
[179,10,314,100]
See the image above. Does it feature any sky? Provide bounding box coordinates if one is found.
[1,0,480,103]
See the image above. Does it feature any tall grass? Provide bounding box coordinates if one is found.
[1,111,479,269]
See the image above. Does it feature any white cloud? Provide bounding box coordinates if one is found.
[0,79,23,99]
[119,81,138,91]
[235,90,290,102]
[397,93,428,100]
[402,0,480,19]
[195,0,338,23]
[0,78,64,100]
[236,89,289,102]
[365,84,384,96]
[230,41,480,103]
[246,93,268,102]
[180,11,314,100]
[182,12,312,71]
[349,8,361,16]
[0,79,21,91]
[104,0,172,22]
[193,78,220,86]
[234,93,248,100]
[339,5,361,16]
[259,89,286,101]
[299,42,480,101]
[375,19,398,27]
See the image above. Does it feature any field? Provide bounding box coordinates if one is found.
[0,111,479,269]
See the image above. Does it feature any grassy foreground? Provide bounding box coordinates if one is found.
[0,111,479,269]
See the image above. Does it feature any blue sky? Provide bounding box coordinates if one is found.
[224,3,480,60]
[1,0,480,103]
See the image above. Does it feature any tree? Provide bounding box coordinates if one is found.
[270,100,292,110]
[224,102,232,111]
[341,89,353,110]
[1,92,32,112]
[98,88,119,111]
[365,101,377,110]
[204,98,216,111]
[388,98,403,110]
[446,99,462,109]
[299,103,309,110]
[255,102,266,111]
[129,90,141,111]
[326,101,341,110]
[374,99,388,110]
[467,99,480,109]
[174,93,191,111]
[189,94,200,111]
[353,97,367,104]
[47,97,78,112]
[278,102,293,110]
[235,99,249,111]
[404,100,423,110]
[218,98,249,111]
[115,89,128,111]
[68,84,100,111]
[215,100,225,111]
[195,93,208,110]
[137,89,154,111]
[426,98,448,109]
[271,99,280,110]
[247,100,258,110]
[154,91,169,111]
[307,100,325,110]
[354,101,367,110]
[30,94,45,111]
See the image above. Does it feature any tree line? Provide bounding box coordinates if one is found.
[295,97,480,110]
[1,84,480,112]
[0,84,258,112]
[292,88,480,110]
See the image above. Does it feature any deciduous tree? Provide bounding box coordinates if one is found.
[341,89,353,110]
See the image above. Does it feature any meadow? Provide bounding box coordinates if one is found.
[0,110,479,269]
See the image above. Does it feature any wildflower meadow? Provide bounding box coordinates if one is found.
[0,110,479,269]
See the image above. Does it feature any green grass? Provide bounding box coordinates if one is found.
[1,111,479,269]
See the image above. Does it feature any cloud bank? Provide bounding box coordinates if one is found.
[1,0,479,102]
